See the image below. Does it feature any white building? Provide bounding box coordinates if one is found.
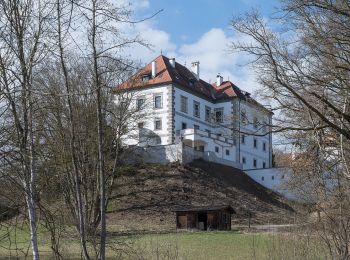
[115,55,273,170]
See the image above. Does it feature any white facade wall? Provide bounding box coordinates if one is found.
[173,86,237,162]
[237,100,272,170]
[116,85,172,146]
[116,83,272,170]
[245,168,297,200]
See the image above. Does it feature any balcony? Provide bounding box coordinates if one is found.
[176,128,235,146]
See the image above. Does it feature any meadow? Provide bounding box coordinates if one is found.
[0,226,329,259]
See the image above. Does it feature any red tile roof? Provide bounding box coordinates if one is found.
[116,55,268,111]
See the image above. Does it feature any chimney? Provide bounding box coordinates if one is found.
[216,73,223,86]
[151,61,157,78]
[169,58,175,68]
[191,61,200,80]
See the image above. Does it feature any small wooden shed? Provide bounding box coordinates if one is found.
[175,205,235,231]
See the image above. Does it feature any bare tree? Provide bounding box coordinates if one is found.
[230,1,350,258]
[0,1,51,259]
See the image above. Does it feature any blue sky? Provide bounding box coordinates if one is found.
[125,0,281,95]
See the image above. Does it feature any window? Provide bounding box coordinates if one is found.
[215,146,219,153]
[154,119,162,130]
[241,109,247,124]
[254,139,257,148]
[154,94,162,109]
[262,121,267,132]
[241,134,245,144]
[136,98,145,110]
[261,176,264,181]
[282,175,285,179]
[182,122,187,130]
[138,122,144,128]
[253,117,259,129]
[253,159,257,168]
[180,96,188,113]
[193,101,200,118]
[205,129,211,135]
[263,142,266,151]
[272,175,275,180]
[194,124,200,130]
[215,108,223,123]
[205,106,211,122]
[226,149,230,156]
[141,74,150,81]
[242,157,246,164]
[263,162,266,168]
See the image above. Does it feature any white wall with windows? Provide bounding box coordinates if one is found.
[237,99,272,170]
[116,85,172,146]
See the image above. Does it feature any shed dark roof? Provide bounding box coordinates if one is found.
[174,205,236,214]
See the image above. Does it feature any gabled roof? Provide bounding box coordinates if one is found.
[116,55,271,111]
[174,205,236,214]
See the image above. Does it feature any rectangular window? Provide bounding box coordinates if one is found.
[242,157,246,164]
[194,124,200,130]
[205,129,211,134]
[225,149,230,156]
[272,175,274,180]
[215,108,223,123]
[193,101,200,118]
[262,121,267,132]
[154,94,162,109]
[180,95,188,113]
[261,176,264,181]
[241,134,245,144]
[182,122,187,130]
[205,106,211,122]
[136,98,145,110]
[254,139,257,148]
[263,162,266,168]
[241,110,247,124]
[253,159,257,168]
[263,142,266,151]
[154,119,162,130]
[138,122,144,128]
[253,117,259,129]
[215,146,219,153]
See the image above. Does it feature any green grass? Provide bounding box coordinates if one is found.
[0,226,329,259]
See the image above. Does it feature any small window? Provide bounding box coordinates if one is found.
[193,101,200,118]
[263,162,266,168]
[254,139,257,148]
[282,175,285,179]
[262,121,267,132]
[154,95,162,109]
[253,159,257,168]
[194,124,200,130]
[138,122,144,128]
[141,74,150,81]
[242,157,246,164]
[261,176,264,181]
[241,109,247,124]
[272,175,275,180]
[263,142,266,151]
[205,106,211,122]
[253,117,259,129]
[215,108,223,123]
[241,134,245,144]
[180,96,188,113]
[136,98,145,110]
[182,122,187,130]
[154,119,162,130]
[225,149,230,156]
[215,146,219,153]
[205,129,211,135]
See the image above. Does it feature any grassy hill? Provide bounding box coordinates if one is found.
[107,159,293,233]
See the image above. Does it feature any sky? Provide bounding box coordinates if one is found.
[123,0,281,96]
